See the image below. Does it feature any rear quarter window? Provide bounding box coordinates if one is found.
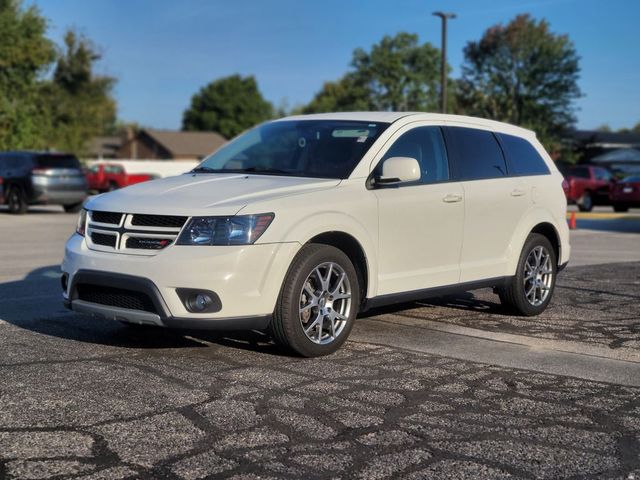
[497,133,550,176]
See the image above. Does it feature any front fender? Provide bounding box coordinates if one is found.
[277,211,379,298]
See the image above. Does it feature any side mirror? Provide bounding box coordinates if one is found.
[377,157,421,185]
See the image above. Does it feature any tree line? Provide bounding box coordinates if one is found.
[183,14,584,153]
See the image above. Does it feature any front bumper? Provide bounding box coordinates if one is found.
[62,234,300,329]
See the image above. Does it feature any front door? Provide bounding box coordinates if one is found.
[373,125,464,295]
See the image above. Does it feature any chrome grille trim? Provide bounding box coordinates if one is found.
[86,212,188,255]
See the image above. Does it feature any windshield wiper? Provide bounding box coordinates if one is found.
[191,166,217,173]
[239,167,290,175]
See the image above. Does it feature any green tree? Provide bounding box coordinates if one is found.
[457,14,581,144]
[0,0,55,150]
[303,32,443,113]
[182,75,273,138]
[302,73,370,113]
[43,30,117,155]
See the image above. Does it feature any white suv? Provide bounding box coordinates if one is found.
[62,112,570,357]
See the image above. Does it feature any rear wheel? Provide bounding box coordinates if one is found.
[577,191,593,212]
[270,244,359,357]
[64,202,83,213]
[108,181,118,192]
[7,185,28,214]
[498,233,557,316]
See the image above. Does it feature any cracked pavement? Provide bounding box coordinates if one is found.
[1,211,639,479]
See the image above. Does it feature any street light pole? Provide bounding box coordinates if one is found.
[433,11,456,113]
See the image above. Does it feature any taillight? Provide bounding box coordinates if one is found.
[0,176,3,185]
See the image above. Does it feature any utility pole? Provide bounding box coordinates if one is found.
[432,11,456,113]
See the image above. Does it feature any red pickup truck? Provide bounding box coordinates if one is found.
[563,165,614,211]
[85,163,155,193]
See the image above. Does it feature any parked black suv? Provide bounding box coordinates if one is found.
[0,152,88,214]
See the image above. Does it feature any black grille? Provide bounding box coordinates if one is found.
[126,237,173,250]
[91,232,117,247]
[131,214,187,228]
[91,211,122,224]
[76,284,157,313]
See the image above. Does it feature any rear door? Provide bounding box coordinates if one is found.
[445,126,530,282]
[373,124,465,294]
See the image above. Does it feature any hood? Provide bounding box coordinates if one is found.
[85,173,340,215]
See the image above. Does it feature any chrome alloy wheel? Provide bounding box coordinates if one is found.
[524,245,553,307]
[299,262,352,345]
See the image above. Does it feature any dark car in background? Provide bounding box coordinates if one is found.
[563,165,614,211]
[610,176,640,211]
[0,152,88,214]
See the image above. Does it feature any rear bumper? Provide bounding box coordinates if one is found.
[63,270,272,330]
[31,186,87,205]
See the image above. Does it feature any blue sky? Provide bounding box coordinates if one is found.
[34,0,640,131]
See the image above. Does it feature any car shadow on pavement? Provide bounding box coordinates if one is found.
[0,265,291,356]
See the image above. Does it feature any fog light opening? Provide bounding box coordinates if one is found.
[187,293,212,312]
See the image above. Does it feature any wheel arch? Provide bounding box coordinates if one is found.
[507,210,564,275]
[307,231,370,307]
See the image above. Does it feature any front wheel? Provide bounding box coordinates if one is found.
[270,244,360,357]
[498,233,557,316]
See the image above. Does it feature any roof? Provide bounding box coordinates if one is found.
[591,148,640,164]
[569,130,640,147]
[88,136,121,158]
[143,129,227,158]
[278,112,535,137]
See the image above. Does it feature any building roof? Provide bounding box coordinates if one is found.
[591,148,640,164]
[143,129,227,158]
[569,130,640,148]
[88,136,122,158]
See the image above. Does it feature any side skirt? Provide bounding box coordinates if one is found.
[361,276,512,312]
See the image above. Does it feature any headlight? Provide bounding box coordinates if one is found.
[76,209,88,236]
[176,213,274,246]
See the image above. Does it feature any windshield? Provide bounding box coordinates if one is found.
[194,120,389,179]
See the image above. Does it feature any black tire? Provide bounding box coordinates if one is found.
[270,243,360,357]
[6,185,28,214]
[613,204,629,212]
[498,233,557,316]
[63,202,83,213]
[577,191,593,212]
[108,181,118,192]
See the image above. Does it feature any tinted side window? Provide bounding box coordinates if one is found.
[378,126,449,184]
[498,133,550,176]
[446,127,507,180]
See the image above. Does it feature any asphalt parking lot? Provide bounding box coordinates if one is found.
[1,208,640,479]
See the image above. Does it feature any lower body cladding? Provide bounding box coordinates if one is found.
[61,234,301,330]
